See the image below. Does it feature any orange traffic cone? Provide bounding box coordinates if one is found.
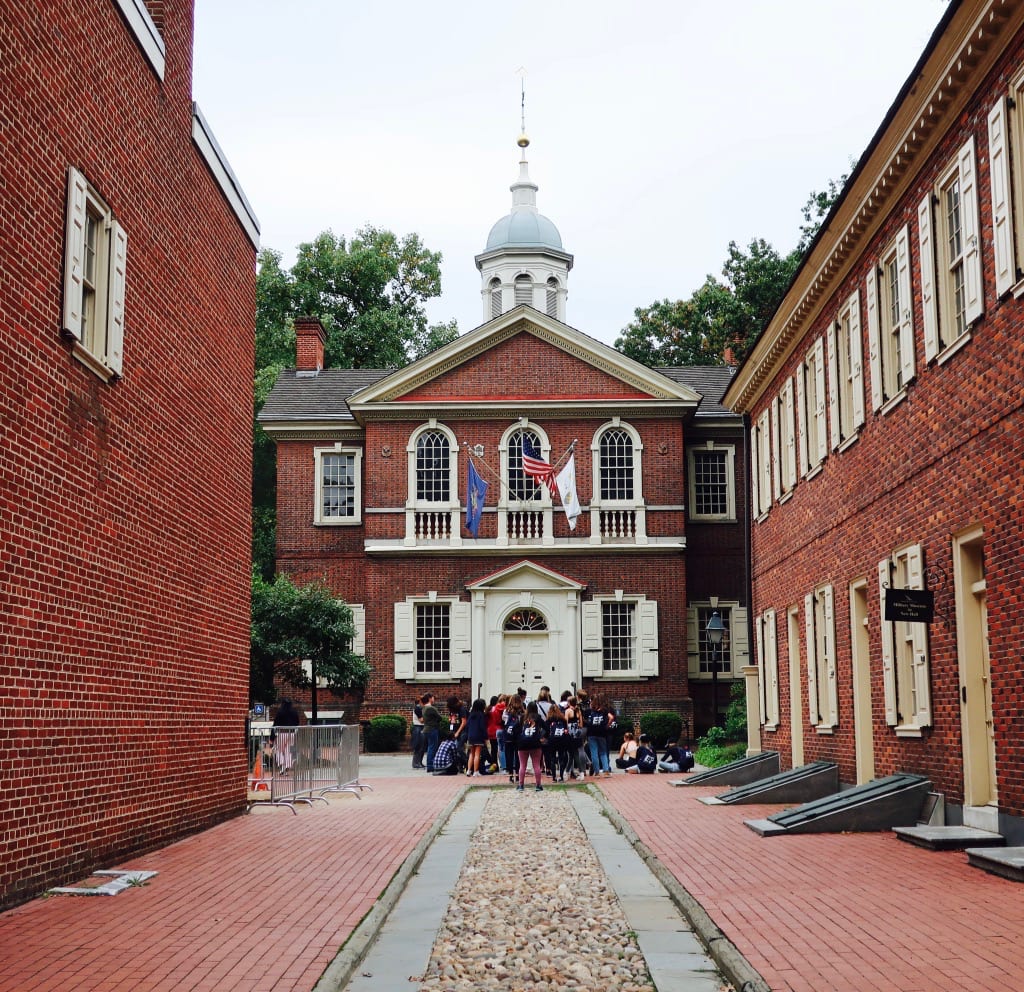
[252,751,263,778]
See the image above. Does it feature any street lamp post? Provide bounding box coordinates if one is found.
[706,605,725,729]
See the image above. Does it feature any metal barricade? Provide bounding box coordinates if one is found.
[247,724,369,812]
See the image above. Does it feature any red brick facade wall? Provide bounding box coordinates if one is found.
[0,1,255,907]
[744,15,1024,822]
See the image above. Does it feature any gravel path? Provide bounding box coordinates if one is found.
[417,788,655,992]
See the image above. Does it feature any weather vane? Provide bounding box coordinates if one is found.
[517,66,528,142]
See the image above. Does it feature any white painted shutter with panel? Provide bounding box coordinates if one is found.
[795,364,809,477]
[988,99,1016,297]
[906,546,933,727]
[804,593,818,725]
[866,265,883,411]
[63,168,88,340]
[107,220,127,375]
[959,136,983,326]
[878,559,898,726]
[766,609,780,727]
[814,337,828,464]
[848,290,865,430]
[731,606,749,670]
[755,614,767,724]
[826,320,840,450]
[759,409,771,511]
[896,225,916,387]
[450,601,472,678]
[823,585,838,728]
[581,602,602,677]
[350,604,366,655]
[783,379,796,488]
[686,606,699,677]
[749,420,761,517]
[919,193,939,362]
[394,601,415,679]
[771,400,782,503]
[637,600,659,676]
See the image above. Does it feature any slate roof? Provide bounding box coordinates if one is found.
[258,368,393,423]
[656,366,737,417]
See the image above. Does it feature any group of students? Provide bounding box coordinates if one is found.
[409,687,694,789]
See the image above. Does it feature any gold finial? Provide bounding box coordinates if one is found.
[517,67,529,148]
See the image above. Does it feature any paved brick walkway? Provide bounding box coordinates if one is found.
[2,768,1022,992]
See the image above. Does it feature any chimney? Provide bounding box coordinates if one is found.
[294,316,326,372]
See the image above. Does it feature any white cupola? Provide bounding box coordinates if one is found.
[475,133,573,323]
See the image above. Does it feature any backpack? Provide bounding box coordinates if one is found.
[568,720,584,741]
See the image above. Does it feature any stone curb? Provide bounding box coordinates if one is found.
[312,785,470,992]
[586,786,772,992]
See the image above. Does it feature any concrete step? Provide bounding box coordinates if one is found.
[965,847,1024,882]
[893,825,1005,850]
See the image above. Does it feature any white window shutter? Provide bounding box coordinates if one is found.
[394,601,415,679]
[804,593,818,725]
[771,400,781,503]
[848,290,865,430]
[107,219,127,375]
[350,604,366,655]
[686,606,699,677]
[878,559,898,726]
[766,609,780,727]
[823,585,838,727]
[64,168,88,340]
[896,225,916,386]
[866,265,883,411]
[759,409,771,510]
[814,337,828,464]
[959,136,983,325]
[638,600,659,676]
[919,193,939,362]
[755,614,766,725]
[906,546,932,727]
[826,319,840,450]
[988,99,1016,297]
[795,364,809,477]
[581,602,602,677]
[732,606,749,669]
[749,420,761,517]
[783,379,797,487]
[450,601,472,678]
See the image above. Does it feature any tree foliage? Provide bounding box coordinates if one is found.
[250,572,371,712]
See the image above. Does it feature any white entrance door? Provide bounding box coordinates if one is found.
[502,632,550,696]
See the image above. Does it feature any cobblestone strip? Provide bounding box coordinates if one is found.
[417,789,656,992]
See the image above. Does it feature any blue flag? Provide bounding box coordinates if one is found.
[466,460,488,537]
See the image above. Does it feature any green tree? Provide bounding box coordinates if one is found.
[250,572,371,720]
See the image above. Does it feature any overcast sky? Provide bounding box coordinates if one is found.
[192,0,949,347]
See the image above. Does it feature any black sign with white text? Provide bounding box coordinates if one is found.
[884,587,934,623]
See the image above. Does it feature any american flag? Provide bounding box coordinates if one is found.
[521,436,555,490]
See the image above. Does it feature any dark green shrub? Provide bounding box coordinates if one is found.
[363,714,407,752]
[639,710,684,748]
[723,681,747,740]
[694,725,746,767]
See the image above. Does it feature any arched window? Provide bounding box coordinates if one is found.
[600,428,634,500]
[508,428,544,501]
[490,278,502,319]
[514,274,532,307]
[546,277,559,317]
[416,429,450,502]
[503,608,548,631]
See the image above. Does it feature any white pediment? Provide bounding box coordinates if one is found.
[466,559,586,593]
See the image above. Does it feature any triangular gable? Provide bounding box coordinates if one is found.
[466,559,586,593]
[347,306,701,409]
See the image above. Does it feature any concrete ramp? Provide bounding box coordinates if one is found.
[672,751,779,788]
[699,761,837,806]
[745,773,931,836]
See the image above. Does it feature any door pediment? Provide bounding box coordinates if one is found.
[467,559,586,593]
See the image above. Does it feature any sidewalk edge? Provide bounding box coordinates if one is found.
[588,786,772,992]
[312,785,469,992]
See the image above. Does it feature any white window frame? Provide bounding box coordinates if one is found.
[63,167,127,382]
[919,135,982,364]
[686,602,750,680]
[878,545,932,736]
[755,609,780,731]
[589,418,646,543]
[804,584,838,733]
[314,442,363,525]
[393,595,471,681]
[582,594,658,679]
[795,336,827,477]
[867,226,915,412]
[500,421,553,545]
[405,421,459,545]
[826,289,865,450]
[688,441,736,522]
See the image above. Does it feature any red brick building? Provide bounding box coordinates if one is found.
[260,140,749,738]
[725,0,1024,842]
[0,1,258,906]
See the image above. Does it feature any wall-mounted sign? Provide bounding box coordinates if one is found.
[885,587,934,623]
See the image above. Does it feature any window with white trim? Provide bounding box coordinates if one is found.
[866,227,915,410]
[416,429,450,502]
[314,443,362,524]
[393,596,471,680]
[755,609,780,730]
[590,420,645,542]
[63,168,127,382]
[407,423,458,543]
[878,545,932,735]
[581,595,659,678]
[804,583,838,731]
[688,442,735,521]
[774,379,797,498]
[796,337,827,476]
[989,68,1024,296]
[686,603,750,679]
[919,136,982,362]
[827,290,865,449]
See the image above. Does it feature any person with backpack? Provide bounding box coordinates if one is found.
[465,697,489,777]
[585,697,612,777]
[625,734,658,774]
[657,740,695,773]
[545,703,573,782]
[565,697,587,779]
[503,693,525,782]
[515,702,547,792]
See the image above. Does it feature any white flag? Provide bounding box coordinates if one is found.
[555,454,581,530]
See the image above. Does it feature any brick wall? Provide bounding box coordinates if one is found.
[0,0,255,907]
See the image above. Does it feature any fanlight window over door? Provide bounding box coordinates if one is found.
[504,609,548,631]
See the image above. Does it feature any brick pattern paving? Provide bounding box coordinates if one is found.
[598,776,1024,992]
